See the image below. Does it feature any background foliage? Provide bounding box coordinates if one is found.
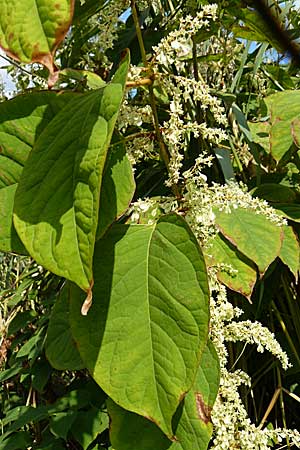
[1,0,300,449]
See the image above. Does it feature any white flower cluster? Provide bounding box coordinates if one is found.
[118,100,156,164]
[208,181,287,226]
[200,36,244,91]
[91,0,129,63]
[118,101,153,132]
[224,320,290,369]
[212,394,300,450]
[130,196,178,224]
[126,135,156,165]
[127,65,148,83]
[158,73,228,186]
[153,5,218,66]
[208,271,299,449]
[151,4,228,187]
[184,178,286,244]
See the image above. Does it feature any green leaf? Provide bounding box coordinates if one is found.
[213,148,235,182]
[232,8,282,51]
[7,309,37,335]
[273,203,300,223]
[107,401,172,450]
[70,408,108,450]
[0,364,23,383]
[14,54,129,303]
[214,208,282,275]
[248,121,270,154]
[45,284,85,370]
[267,91,300,162]
[73,0,105,22]
[279,226,300,279]
[31,357,52,393]
[50,411,78,440]
[96,134,135,239]
[47,388,90,414]
[59,68,106,89]
[0,432,31,450]
[0,406,49,443]
[0,91,75,188]
[16,327,45,360]
[0,0,74,74]
[205,233,257,299]
[250,91,300,162]
[107,340,220,450]
[35,439,65,450]
[171,339,220,450]
[0,185,27,254]
[70,213,210,438]
[252,183,297,203]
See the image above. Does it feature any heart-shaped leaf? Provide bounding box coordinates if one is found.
[69,213,210,438]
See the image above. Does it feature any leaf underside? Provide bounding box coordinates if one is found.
[0,0,74,73]
[13,54,130,294]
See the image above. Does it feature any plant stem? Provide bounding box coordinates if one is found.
[126,78,153,87]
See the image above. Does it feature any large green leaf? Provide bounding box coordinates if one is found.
[14,54,129,305]
[107,340,220,450]
[214,208,282,275]
[69,213,210,438]
[45,284,84,371]
[49,411,78,441]
[96,134,135,239]
[0,184,26,254]
[205,233,257,299]
[0,0,74,75]
[0,91,75,188]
